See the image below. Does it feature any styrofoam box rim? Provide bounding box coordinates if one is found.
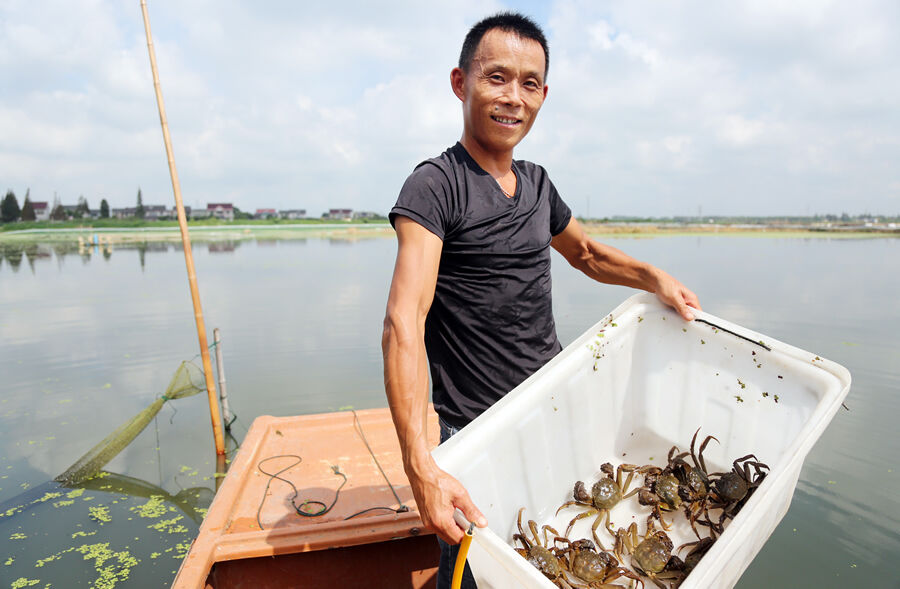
[434,293,851,589]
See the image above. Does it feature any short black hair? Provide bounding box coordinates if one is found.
[459,12,549,79]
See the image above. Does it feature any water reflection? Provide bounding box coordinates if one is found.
[208,241,240,254]
[0,240,207,273]
[0,234,897,589]
[0,235,380,275]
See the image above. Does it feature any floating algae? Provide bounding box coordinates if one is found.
[0,490,63,519]
[76,542,139,589]
[130,495,171,519]
[1,470,214,587]
[148,515,187,534]
[35,553,62,568]
[21,543,140,589]
[88,505,111,524]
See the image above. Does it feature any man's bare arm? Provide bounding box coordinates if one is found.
[382,216,486,544]
[551,217,701,320]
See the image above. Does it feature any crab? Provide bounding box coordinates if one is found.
[557,462,643,546]
[556,538,645,588]
[637,447,687,530]
[706,454,769,531]
[614,519,685,589]
[513,507,572,587]
[676,534,716,577]
[668,429,718,537]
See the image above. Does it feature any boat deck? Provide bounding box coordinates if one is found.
[173,406,441,588]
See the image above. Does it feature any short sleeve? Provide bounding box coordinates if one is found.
[389,162,453,241]
[547,177,572,236]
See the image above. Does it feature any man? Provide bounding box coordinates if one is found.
[382,12,700,587]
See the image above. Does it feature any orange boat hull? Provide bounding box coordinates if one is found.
[173,407,441,588]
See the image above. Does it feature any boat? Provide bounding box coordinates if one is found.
[173,406,441,588]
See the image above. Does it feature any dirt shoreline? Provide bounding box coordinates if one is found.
[0,223,895,243]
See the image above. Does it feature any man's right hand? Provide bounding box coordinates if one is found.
[408,458,487,545]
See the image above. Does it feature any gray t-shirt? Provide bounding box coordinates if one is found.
[390,143,572,428]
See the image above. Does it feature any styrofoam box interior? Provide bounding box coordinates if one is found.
[433,293,851,589]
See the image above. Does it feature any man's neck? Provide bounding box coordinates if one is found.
[458,136,513,178]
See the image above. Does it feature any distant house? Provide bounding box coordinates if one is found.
[323,208,353,221]
[191,209,212,220]
[111,206,166,219]
[144,205,167,220]
[207,203,234,221]
[280,209,306,220]
[352,211,381,220]
[255,208,278,220]
[32,202,49,221]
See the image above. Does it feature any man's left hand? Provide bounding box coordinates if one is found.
[652,269,701,321]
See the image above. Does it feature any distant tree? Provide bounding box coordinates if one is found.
[75,195,90,219]
[50,193,66,221]
[100,199,110,219]
[1,190,21,222]
[21,189,36,221]
[135,188,145,219]
[232,206,252,220]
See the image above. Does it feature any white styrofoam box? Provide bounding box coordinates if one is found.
[433,293,851,589]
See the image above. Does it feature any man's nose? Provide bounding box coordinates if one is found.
[501,82,523,106]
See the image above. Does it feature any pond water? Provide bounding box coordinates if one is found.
[0,232,898,588]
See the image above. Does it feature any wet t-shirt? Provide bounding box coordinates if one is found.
[390,143,572,428]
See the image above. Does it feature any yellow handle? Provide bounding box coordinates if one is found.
[450,522,475,589]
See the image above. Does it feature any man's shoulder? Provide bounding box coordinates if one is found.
[512,156,550,182]
[408,143,467,181]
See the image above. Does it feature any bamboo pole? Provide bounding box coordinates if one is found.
[140,0,225,455]
[213,328,234,431]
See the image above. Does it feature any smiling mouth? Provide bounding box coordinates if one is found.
[491,115,521,125]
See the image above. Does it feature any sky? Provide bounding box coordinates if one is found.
[1,0,898,218]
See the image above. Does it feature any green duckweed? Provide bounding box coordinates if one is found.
[88,506,111,524]
[148,516,186,534]
[131,495,173,519]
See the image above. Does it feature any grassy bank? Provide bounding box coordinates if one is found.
[1,220,896,244]
[0,222,395,243]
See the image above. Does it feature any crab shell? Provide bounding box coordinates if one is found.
[571,547,617,582]
[633,532,674,575]
[591,478,623,509]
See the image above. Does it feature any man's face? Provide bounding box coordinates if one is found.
[452,29,548,155]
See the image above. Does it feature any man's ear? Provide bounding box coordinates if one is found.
[450,67,466,102]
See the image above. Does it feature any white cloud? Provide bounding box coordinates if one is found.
[589,21,661,69]
[0,0,898,217]
[716,115,767,147]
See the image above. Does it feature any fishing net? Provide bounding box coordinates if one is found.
[55,361,206,485]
